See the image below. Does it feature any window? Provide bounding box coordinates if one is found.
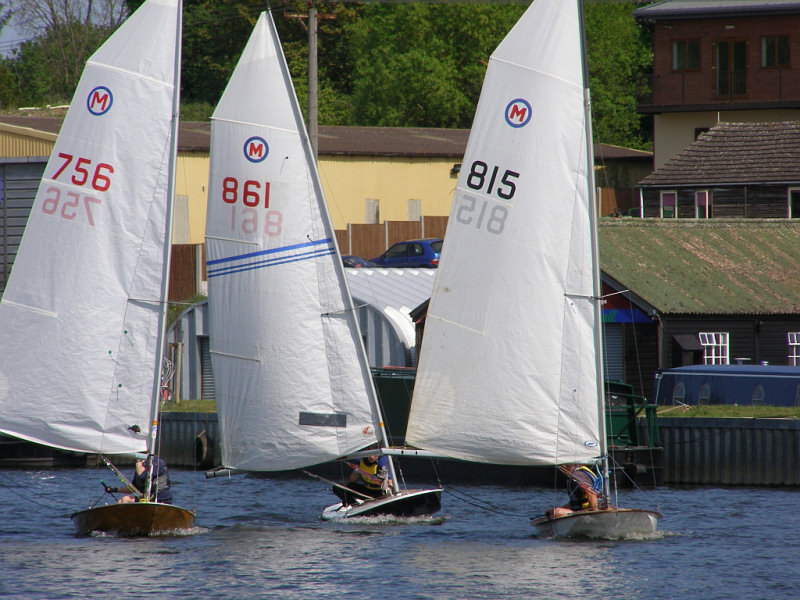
[695,190,712,218]
[752,384,765,406]
[660,191,677,218]
[788,332,800,365]
[365,199,379,224]
[698,383,711,405]
[762,36,790,67]
[699,332,729,365]
[694,127,710,140]
[789,188,800,218]
[715,41,747,95]
[672,382,686,405]
[673,40,700,70]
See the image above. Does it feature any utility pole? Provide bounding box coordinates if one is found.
[283,2,336,160]
[308,4,318,158]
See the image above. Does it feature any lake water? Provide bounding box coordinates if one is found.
[0,466,797,599]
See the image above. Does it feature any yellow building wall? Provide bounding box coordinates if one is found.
[0,125,57,157]
[175,152,209,244]
[2,127,460,242]
[319,156,458,230]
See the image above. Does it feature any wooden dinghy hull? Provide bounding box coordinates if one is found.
[71,502,195,537]
[321,488,442,521]
[531,508,660,540]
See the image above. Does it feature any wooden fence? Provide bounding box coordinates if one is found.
[336,216,448,259]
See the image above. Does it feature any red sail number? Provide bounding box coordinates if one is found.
[52,153,114,191]
[222,177,270,208]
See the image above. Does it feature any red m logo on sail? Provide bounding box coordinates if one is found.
[90,91,110,111]
[505,98,532,128]
[248,141,265,159]
[509,104,527,122]
[243,135,269,163]
[86,86,113,115]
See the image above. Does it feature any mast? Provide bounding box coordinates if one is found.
[146,0,182,500]
[578,0,611,503]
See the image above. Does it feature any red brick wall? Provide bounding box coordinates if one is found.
[650,14,800,106]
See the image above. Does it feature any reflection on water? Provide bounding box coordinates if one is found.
[2,469,800,598]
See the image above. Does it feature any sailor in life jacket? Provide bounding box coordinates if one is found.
[547,463,604,518]
[106,455,173,504]
[565,464,603,511]
[332,454,393,506]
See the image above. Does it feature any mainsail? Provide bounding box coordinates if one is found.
[206,12,381,471]
[405,0,601,466]
[0,0,181,455]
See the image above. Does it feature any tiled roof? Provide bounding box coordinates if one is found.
[0,115,650,161]
[599,219,800,315]
[634,0,800,20]
[638,121,800,186]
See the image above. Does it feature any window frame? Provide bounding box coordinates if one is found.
[761,35,790,68]
[660,190,678,219]
[788,332,800,365]
[788,187,800,218]
[672,39,701,71]
[695,190,712,219]
[699,332,730,365]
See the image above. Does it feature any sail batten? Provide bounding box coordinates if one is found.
[405,0,601,467]
[206,13,382,472]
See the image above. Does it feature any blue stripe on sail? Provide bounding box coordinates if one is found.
[207,239,335,278]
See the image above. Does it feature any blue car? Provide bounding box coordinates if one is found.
[370,238,443,268]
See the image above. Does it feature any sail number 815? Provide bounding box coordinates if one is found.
[466,161,518,200]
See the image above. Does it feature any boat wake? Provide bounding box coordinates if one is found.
[327,514,448,526]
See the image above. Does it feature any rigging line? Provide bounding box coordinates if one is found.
[442,486,529,517]
[605,453,657,498]
[0,471,76,510]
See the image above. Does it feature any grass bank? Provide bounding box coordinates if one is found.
[162,399,216,413]
[657,405,800,418]
[163,400,800,419]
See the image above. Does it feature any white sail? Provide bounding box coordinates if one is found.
[405,0,601,466]
[0,0,180,456]
[206,12,381,471]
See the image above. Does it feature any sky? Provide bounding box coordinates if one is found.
[0,21,24,57]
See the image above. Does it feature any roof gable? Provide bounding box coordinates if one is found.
[639,121,800,186]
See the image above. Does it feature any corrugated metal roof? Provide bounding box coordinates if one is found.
[634,0,800,20]
[638,121,800,186]
[345,267,435,316]
[599,219,800,315]
[0,116,651,162]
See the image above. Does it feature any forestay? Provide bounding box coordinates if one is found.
[405,0,601,466]
[205,13,381,471]
[0,0,180,455]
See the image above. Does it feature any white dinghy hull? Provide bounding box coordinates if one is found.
[321,488,442,521]
[531,508,661,540]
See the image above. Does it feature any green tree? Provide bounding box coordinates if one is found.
[10,22,112,105]
[584,1,652,150]
[5,0,126,106]
[346,4,524,127]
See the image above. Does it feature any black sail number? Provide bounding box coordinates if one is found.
[466,160,518,200]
